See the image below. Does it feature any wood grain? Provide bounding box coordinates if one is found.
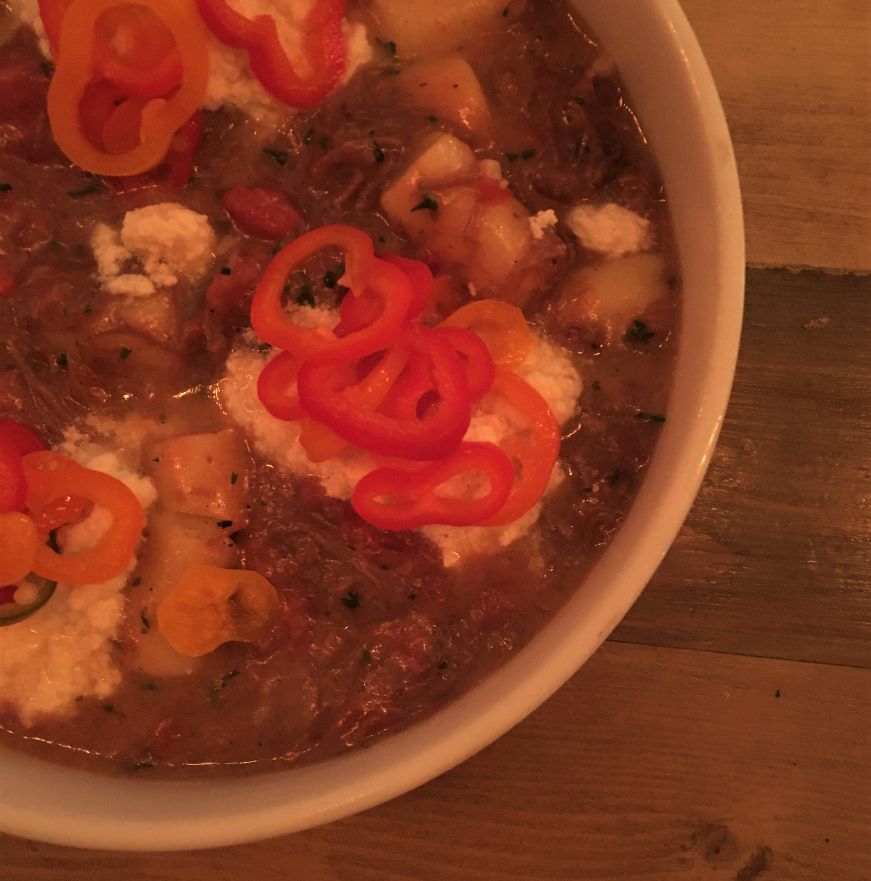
[615,268,871,667]
[3,642,870,880]
[680,0,871,272]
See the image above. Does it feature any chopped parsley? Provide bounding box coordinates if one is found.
[263,147,288,166]
[230,471,239,485]
[295,274,315,306]
[437,660,448,670]
[626,319,656,343]
[216,519,233,529]
[319,133,332,151]
[118,347,133,360]
[83,304,94,314]
[411,194,439,215]
[377,38,397,58]
[0,183,12,193]
[636,411,666,424]
[139,610,150,634]
[67,181,104,199]
[323,264,344,288]
[102,704,122,715]
[341,590,360,609]
[372,141,386,164]
[361,649,372,665]
[407,592,417,601]
[506,148,536,162]
[303,128,315,145]
[219,266,232,276]
[129,760,155,771]
[427,114,438,123]
[130,577,141,587]
[55,352,68,369]
[607,469,621,485]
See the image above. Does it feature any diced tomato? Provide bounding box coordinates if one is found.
[222,186,304,241]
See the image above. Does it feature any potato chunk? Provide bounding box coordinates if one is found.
[382,133,562,307]
[369,0,508,58]
[130,511,238,677]
[554,252,671,344]
[396,55,494,146]
[151,429,249,526]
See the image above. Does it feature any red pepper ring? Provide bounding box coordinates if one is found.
[257,350,305,421]
[479,369,561,527]
[251,225,413,365]
[298,325,471,461]
[436,325,495,402]
[197,0,347,109]
[0,420,48,513]
[381,254,434,320]
[351,442,515,530]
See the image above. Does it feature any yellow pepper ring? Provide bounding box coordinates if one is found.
[441,299,535,369]
[47,0,209,176]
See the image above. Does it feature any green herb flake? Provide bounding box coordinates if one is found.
[0,183,12,193]
[152,456,160,463]
[131,577,141,587]
[230,471,239,485]
[256,342,272,353]
[118,346,133,360]
[303,128,315,145]
[377,38,397,58]
[296,274,315,307]
[319,133,332,150]
[139,610,150,634]
[437,660,448,670]
[56,352,68,369]
[521,148,536,160]
[341,590,360,609]
[372,141,386,164]
[607,469,621,485]
[102,704,122,715]
[67,181,104,199]
[83,303,94,314]
[636,411,666,424]
[361,649,372,665]
[626,319,656,343]
[217,519,233,529]
[407,592,416,601]
[591,379,601,391]
[411,194,438,215]
[502,5,509,16]
[130,760,155,771]
[263,147,288,166]
[323,263,344,288]
[219,266,232,276]
[775,689,781,698]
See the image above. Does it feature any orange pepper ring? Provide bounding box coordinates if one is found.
[46,0,209,176]
[23,451,144,586]
[479,369,561,527]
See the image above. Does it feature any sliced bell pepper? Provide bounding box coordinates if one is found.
[23,451,144,585]
[257,350,306,421]
[197,0,347,109]
[47,0,209,176]
[436,325,495,402]
[336,254,433,337]
[380,352,435,422]
[93,3,184,98]
[156,563,280,657]
[251,225,413,365]
[441,299,535,369]
[297,345,410,462]
[30,494,91,535]
[0,512,39,585]
[107,111,201,191]
[0,420,48,513]
[351,442,515,530]
[297,325,470,461]
[480,369,560,527]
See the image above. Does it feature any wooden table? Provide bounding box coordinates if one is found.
[4,1,870,878]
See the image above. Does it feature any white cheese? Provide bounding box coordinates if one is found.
[91,204,215,297]
[528,209,558,241]
[0,438,156,726]
[567,202,652,257]
[221,307,582,567]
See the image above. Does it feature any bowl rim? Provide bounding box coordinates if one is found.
[0,0,745,851]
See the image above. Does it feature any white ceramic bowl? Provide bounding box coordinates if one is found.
[0,0,744,851]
